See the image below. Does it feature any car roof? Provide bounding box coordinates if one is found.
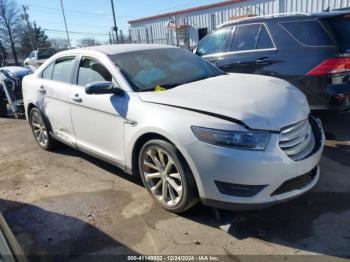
[219,13,311,28]
[219,9,350,28]
[58,44,177,56]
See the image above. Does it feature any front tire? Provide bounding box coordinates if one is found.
[0,96,7,118]
[29,108,55,150]
[138,139,198,213]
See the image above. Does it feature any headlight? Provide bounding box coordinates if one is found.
[8,72,16,78]
[192,126,270,150]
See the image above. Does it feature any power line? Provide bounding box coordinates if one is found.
[27,8,120,21]
[27,8,112,19]
[38,20,129,31]
[28,4,112,17]
[35,19,111,27]
[27,4,131,18]
[44,29,110,36]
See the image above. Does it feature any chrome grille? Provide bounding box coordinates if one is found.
[279,119,315,161]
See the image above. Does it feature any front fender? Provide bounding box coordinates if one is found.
[124,124,206,198]
[122,99,245,198]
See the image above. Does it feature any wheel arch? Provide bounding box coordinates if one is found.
[27,103,53,133]
[129,131,203,197]
[27,103,36,119]
[131,132,172,176]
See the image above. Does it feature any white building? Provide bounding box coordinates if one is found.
[128,0,350,48]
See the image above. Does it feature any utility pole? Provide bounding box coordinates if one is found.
[108,32,112,44]
[119,30,124,44]
[60,0,71,48]
[110,0,119,43]
[110,29,115,43]
[22,5,35,51]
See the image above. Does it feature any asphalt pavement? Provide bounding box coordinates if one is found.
[0,111,349,260]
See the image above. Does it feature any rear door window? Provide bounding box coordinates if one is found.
[326,16,350,52]
[279,20,334,46]
[230,24,274,51]
[231,24,261,51]
[196,27,232,56]
[257,25,274,49]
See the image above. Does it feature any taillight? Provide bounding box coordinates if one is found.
[306,58,350,76]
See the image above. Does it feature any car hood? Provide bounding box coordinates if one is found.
[1,66,30,78]
[138,74,310,131]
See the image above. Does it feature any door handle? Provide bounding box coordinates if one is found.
[39,85,46,94]
[71,94,82,103]
[256,57,270,65]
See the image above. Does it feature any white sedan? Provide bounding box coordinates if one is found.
[22,44,325,213]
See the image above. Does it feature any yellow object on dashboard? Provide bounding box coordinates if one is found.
[154,85,166,92]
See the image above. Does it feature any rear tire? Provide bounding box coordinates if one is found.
[29,108,55,150]
[138,139,198,213]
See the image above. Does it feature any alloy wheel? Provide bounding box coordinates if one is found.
[31,111,48,147]
[142,147,183,207]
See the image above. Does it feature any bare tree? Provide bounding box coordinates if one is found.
[0,0,23,65]
[20,22,50,57]
[77,37,101,47]
[0,39,7,66]
[48,38,70,51]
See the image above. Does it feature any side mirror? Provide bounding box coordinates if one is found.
[85,81,124,95]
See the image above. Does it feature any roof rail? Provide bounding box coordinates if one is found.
[218,12,311,28]
[330,7,350,11]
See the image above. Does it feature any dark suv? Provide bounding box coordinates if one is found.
[195,10,350,111]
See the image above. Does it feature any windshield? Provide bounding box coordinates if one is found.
[110,48,224,92]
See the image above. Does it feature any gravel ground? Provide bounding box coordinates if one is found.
[0,111,349,261]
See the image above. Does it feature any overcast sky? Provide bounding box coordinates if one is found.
[16,0,223,45]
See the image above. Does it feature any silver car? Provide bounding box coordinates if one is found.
[23,48,56,71]
[22,44,325,213]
